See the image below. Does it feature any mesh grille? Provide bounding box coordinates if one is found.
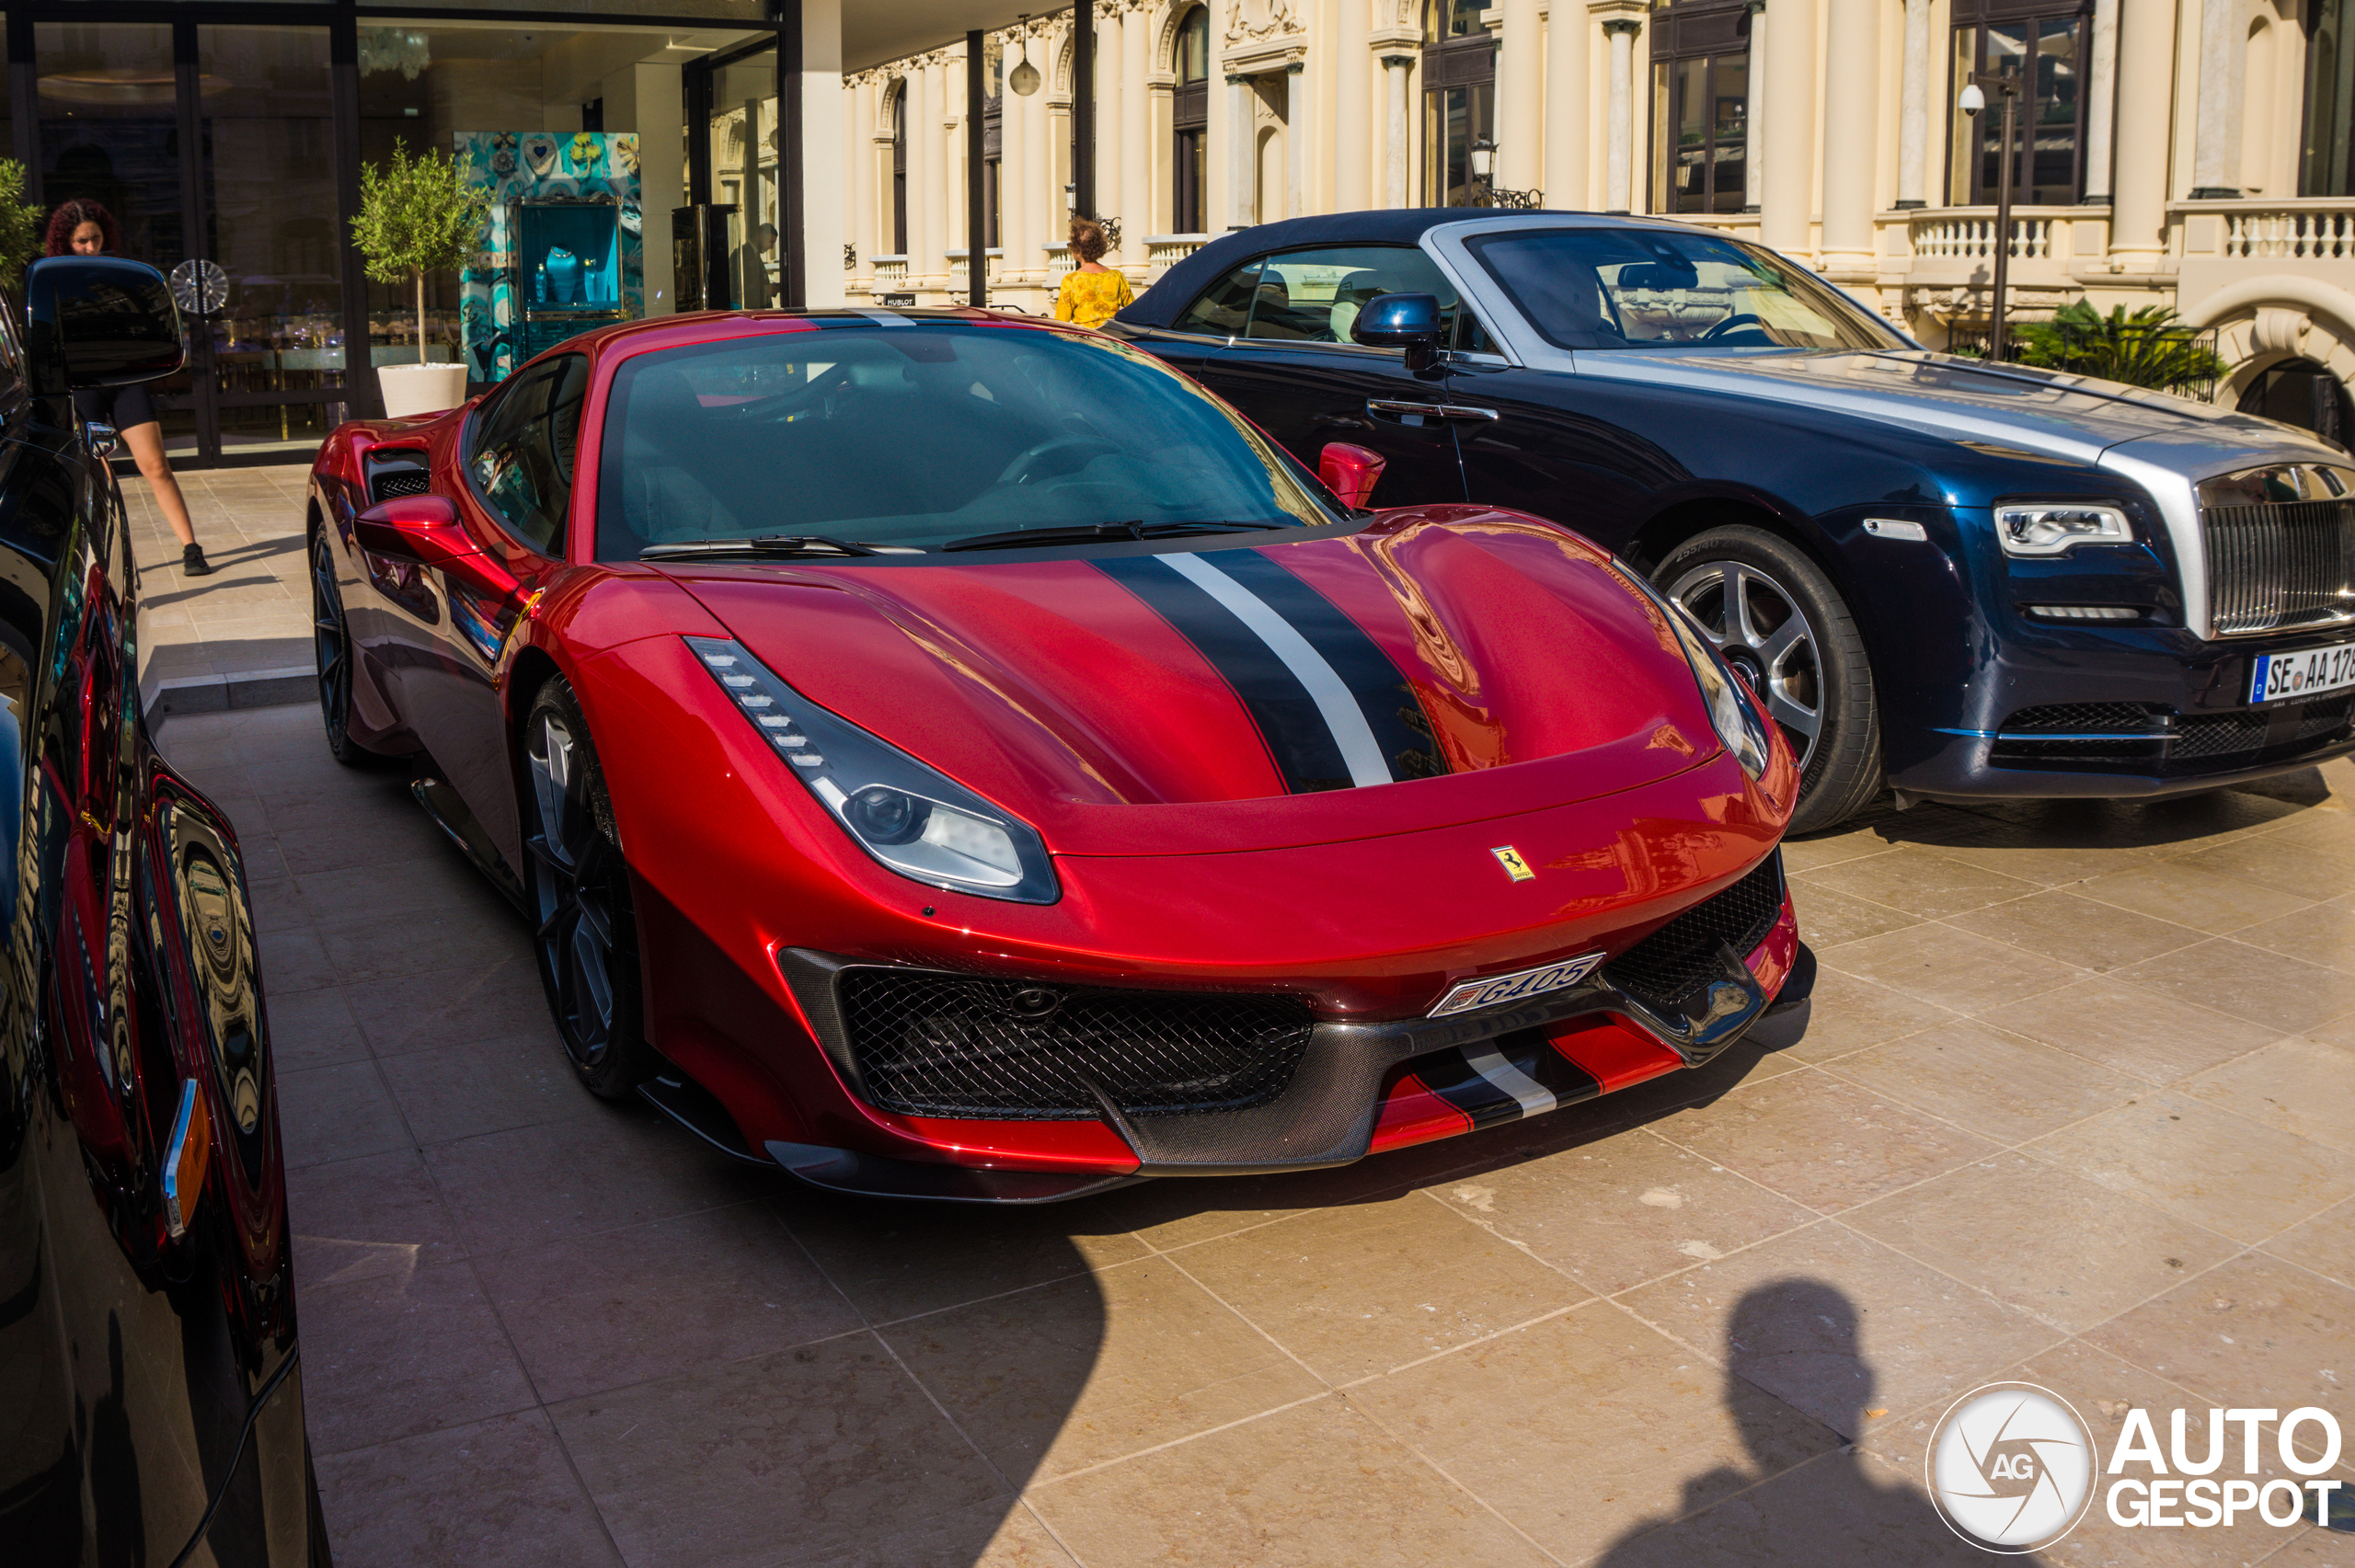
[1997,703,2165,734]
[2173,712,2270,760]
[2202,498,2355,635]
[839,971,1315,1121]
[1603,853,1784,1013]
[370,469,431,501]
[2296,693,2355,744]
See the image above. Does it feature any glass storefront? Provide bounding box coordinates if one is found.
[4,6,779,465]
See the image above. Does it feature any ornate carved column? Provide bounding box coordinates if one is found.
[1819,0,1877,271]
[1603,17,1641,212]
[850,75,878,280]
[1227,72,1256,227]
[1120,3,1151,255]
[1742,1,1766,212]
[1759,0,1815,253]
[1286,61,1307,219]
[1545,2,1591,210]
[1338,0,1373,209]
[2108,0,2176,265]
[1895,0,1929,208]
[2189,0,2242,197]
[2082,0,2119,202]
[1499,0,1544,194]
[1383,53,1414,208]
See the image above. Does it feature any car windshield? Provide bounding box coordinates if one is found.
[594,319,1338,559]
[1464,227,1906,352]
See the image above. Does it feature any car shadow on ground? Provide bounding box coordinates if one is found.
[1810,767,2341,853]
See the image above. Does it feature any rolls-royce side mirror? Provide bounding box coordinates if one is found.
[23,256,185,400]
[1350,292,1446,372]
[1318,441,1388,511]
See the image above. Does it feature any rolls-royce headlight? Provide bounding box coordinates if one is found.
[687,636,1059,904]
[1619,568,1771,780]
[1995,502,2131,556]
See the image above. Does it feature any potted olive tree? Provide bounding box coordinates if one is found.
[350,143,488,418]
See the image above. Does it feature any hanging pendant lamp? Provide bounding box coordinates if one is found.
[1008,15,1041,96]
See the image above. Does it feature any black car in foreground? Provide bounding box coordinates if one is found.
[1117,210,2355,830]
[0,257,327,1564]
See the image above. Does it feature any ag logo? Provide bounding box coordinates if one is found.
[1927,1382,2097,1553]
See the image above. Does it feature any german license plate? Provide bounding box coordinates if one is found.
[2248,642,2355,704]
[1429,952,1605,1018]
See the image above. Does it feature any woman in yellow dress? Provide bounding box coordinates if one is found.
[1051,217,1132,329]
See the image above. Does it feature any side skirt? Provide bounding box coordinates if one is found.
[409,774,527,910]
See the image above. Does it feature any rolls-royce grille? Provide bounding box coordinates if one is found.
[838,970,1315,1120]
[1603,853,1784,1013]
[2202,496,2355,635]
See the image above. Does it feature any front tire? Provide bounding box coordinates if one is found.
[311,530,368,767]
[521,679,655,1099]
[1654,525,1881,833]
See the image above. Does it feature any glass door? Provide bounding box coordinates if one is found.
[35,19,346,464]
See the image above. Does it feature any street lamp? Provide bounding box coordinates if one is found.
[1959,70,2023,362]
[1469,137,1495,206]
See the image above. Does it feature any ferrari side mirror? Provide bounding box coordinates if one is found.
[1350,292,1446,372]
[22,256,185,401]
[1318,441,1387,511]
[353,494,519,600]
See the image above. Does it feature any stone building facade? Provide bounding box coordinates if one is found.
[842,0,2355,409]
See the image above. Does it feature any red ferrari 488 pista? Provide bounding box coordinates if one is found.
[306,308,1807,1201]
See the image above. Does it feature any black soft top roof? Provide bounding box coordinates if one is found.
[1114,208,1655,329]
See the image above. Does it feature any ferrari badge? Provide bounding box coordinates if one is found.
[1491,846,1534,882]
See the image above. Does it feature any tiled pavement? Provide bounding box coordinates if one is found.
[137,469,2355,1566]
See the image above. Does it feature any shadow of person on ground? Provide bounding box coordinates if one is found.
[1591,1279,2049,1566]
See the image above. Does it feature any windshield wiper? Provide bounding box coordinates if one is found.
[941,520,1292,553]
[642,533,889,560]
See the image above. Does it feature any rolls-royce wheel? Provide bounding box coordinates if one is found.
[1655,525,1881,833]
[311,530,367,767]
[521,679,654,1098]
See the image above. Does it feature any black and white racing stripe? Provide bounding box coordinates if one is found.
[1095,548,1441,794]
[1416,1029,1603,1131]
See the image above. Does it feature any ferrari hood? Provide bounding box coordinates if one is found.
[660,509,1728,855]
[1587,348,2291,465]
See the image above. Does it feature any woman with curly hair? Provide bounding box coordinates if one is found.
[1051,216,1132,330]
[47,199,212,577]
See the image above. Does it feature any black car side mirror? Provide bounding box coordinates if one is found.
[1350,292,1446,372]
[22,256,185,401]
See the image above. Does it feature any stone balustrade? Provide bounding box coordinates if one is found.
[1143,235,1211,279]
[2169,199,2355,261]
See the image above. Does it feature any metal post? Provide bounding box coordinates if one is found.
[1989,75,2017,363]
[1071,2,1094,218]
[777,4,805,309]
[967,31,988,306]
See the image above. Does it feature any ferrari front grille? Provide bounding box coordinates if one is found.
[1603,853,1785,1013]
[838,971,1315,1121]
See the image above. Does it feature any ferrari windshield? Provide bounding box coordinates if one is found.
[1464,227,1906,352]
[595,319,1338,559]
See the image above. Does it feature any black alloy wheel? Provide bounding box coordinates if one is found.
[1655,525,1882,833]
[311,530,364,766]
[522,679,654,1098]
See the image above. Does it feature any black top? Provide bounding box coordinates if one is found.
[1114,210,1488,329]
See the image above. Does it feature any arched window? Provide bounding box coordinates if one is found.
[2237,356,2354,445]
[890,82,908,256]
[1173,6,1210,233]
[1422,0,1494,207]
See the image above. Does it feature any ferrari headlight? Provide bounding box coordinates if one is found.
[1994,502,2131,556]
[1619,567,1771,780]
[687,636,1059,904]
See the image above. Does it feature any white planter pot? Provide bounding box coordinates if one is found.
[377,362,469,419]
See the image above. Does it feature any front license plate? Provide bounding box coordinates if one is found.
[1429,952,1606,1018]
[2248,642,2355,704]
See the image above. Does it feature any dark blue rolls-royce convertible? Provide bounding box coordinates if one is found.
[1115,211,2355,831]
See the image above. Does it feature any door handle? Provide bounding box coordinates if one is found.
[1365,399,1500,422]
